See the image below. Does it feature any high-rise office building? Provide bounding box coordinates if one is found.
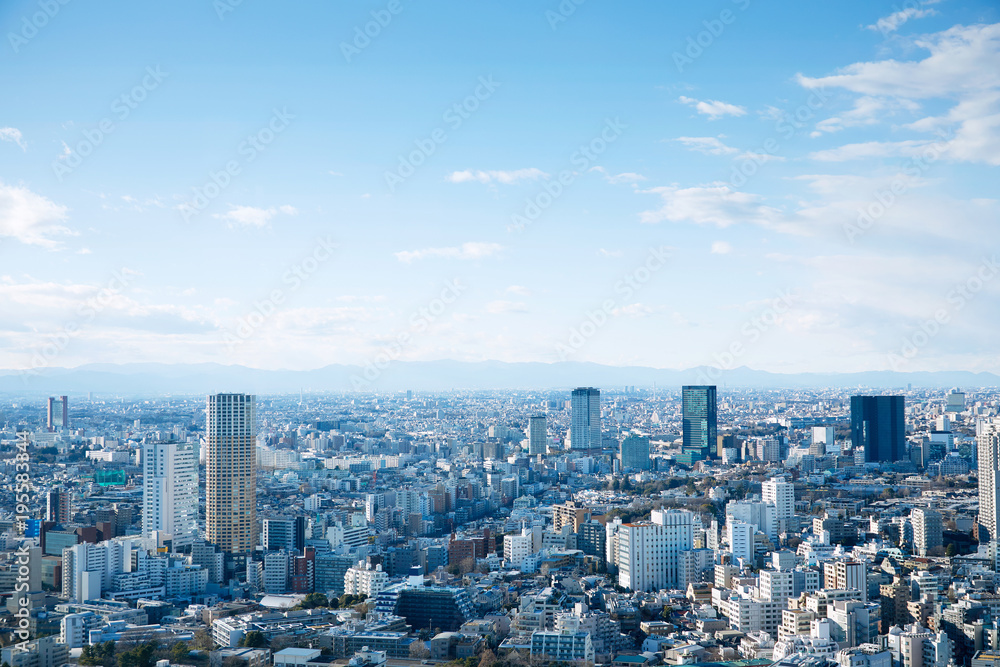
[142,441,198,550]
[46,489,71,524]
[620,434,651,471]
[682,385,717,460]
[978,419,1000,541]
[851,395,905,462]
[47,395,68,432]
[529,414,547,455]
[570,387,601,451]
[262,517,306,552]
[205,393,257,554]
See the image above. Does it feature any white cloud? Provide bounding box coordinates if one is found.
[798,23,1000,166]
[808,139,935,161]
[810,96,920,136]
[589,166,647,184]
[447,168,548,185]
[639,183,804,234]
[506,285,531,296]
[599,248,624,258]
[212,204,297,228]
[0,127,26,151]
[612,303,661,318]
[797,24,1000,99]
[675,136,739,156]
[395,241,504,263]
[639,170,998,242]
[0,181,73,248]
[675,136,785,163]
[711,241,733,254]
[679,96,747,120]
[486,300,527,314]
[867,4,938,34]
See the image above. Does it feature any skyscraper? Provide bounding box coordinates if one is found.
[911,508,943,557]
[570,387,601,451]
[142,440,198,550]
[47,395,68,432]
[682,385,717,461]
[46,489,71,524]
[529,414,547,455]
[851,395,905,462]
[620,434,651,471]
[762,477,795,522]
[205,393,257,554]
[977,418,1000,541]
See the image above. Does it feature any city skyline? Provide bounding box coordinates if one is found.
[1,1,998,376]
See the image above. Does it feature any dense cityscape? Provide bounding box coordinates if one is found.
[3,3,998,667]
[0,384,997,667]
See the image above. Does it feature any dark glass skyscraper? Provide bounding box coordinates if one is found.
[851,395,905,462]
[571,387,601,450]
[682,385,717,461]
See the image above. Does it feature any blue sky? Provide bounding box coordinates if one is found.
[1,0,998,375]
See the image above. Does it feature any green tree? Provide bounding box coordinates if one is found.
[190,630,215,651]
[118,641,158,667]
[239,631,268,649]
[170,643,190,664]
[80,641,116,667]
[946,543,957,557]
[296,592,329,609]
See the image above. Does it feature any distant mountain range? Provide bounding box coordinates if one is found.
[0,361,997,395]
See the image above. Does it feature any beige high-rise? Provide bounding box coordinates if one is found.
[205,393,256,554]
[978,418,1000,541]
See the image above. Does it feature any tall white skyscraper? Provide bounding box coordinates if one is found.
[763,477,795,522]
[205,393,257,554]
[977,418,1000,541]
[571,387,601,450]
[529,414,547,455]
[142,441,198,549]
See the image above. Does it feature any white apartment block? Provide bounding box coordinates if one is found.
[343,562,388,597]
[617,509,694,592]
[143,440,199,549]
